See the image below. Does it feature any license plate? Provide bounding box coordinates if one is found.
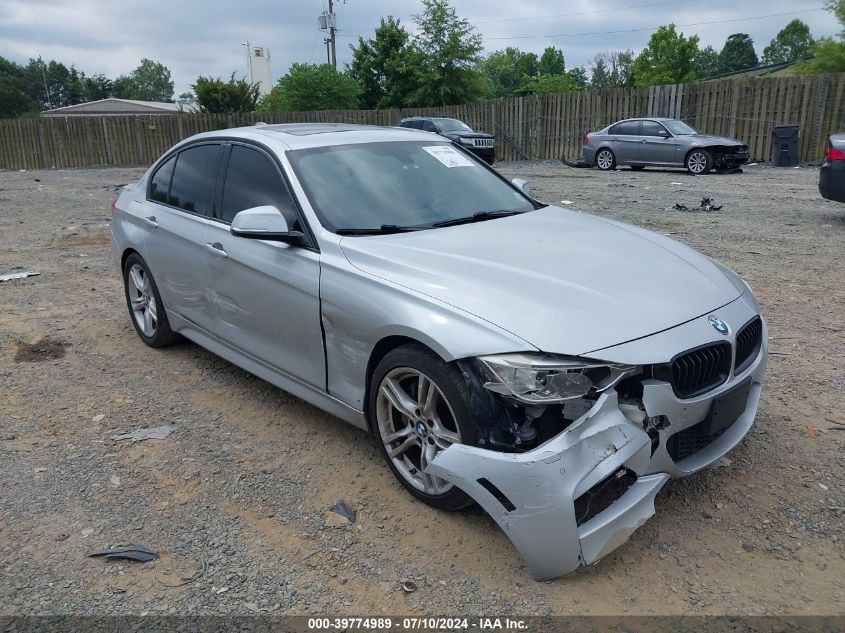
[706,378,751,436]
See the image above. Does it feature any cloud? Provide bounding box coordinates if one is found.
[0,0,838,95]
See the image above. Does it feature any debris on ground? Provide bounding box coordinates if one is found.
[111,425,175,442]
[14,338,67,363]
[401,580,417,594]
[87,544,158,563]
[0,270,40,282]
[673,197,723,212]
[325,500,357,526]
[560,200,574,205]
[807,425,817,438]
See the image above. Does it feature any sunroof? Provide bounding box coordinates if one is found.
[262,123,370,136]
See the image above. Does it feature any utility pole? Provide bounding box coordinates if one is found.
[242,41,253,83]
[328,0,337,70]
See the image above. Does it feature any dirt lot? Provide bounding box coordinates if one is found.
[1,162,843,617]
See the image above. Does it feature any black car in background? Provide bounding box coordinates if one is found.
[398,117,495,164]
[819,133,845,203]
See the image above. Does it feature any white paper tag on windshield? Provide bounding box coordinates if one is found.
[422,145,476,168]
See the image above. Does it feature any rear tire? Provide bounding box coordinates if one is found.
[595,148,616,171]
[123,253,180,348]
[686,149,712,175]
[369,344,476,511]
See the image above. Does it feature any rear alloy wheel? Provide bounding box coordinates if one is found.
[686,149,712,175]
[370,345,474,511]
[595,148,616,171]
[123,253,180,348]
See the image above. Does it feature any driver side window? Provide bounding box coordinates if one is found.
[422,120,438,132]
[220,145,299,228]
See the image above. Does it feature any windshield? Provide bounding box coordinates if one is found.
[434,118,473,133]
[287,141,536,233]
[663,120,699,135]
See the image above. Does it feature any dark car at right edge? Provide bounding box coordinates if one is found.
[819,133,845,203]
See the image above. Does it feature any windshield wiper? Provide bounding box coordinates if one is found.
[335,224,426,236]
[431,210,524,228]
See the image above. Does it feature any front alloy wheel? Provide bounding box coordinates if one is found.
[370,344,474,511]
[686,150,711,175]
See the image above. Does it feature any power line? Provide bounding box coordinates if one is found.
[474,0,697,24]
[483,8,826,40]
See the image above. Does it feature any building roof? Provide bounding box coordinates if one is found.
[43,98,180,116]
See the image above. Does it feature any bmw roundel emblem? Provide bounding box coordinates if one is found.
[708,315,730,335]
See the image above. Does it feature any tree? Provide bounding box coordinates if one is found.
[482,47,538,98]
[193,73,260,113]
[718,34,759,74]
[798,0,845,73]
[348,16,416,108]
[590,55,610,88]
[633,25,700,86]
[113,59,174,102]
[694,45,720,78]
[82,73,113,101]
[519,73,580,95]
[257,63,359,111]
[23,58,85,109]
[0,57,37,118]
[762,20,814,65]
[538,47,565,75]
[407,0,486,106]
[567,66,588,89]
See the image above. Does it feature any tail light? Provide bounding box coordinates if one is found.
[827,147,845,161]
[584,134,590,145]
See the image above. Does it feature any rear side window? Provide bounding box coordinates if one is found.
[642,121,668,136]
[168,144,221,216]
[149,156,175,203]
[422,120,438,132]
[611,121,641,135]
[221,145,298,226]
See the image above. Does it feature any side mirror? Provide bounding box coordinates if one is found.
[511,178,534,198]
[658,130,671,138]
[230,206,304,243]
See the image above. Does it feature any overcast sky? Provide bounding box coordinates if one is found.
[0,0,837,96]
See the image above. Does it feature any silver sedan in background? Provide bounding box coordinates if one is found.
[111,124,766,580]
[583,118,750,174]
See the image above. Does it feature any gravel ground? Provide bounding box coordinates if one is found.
[0,161,843,617]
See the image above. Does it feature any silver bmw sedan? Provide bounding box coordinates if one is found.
[111,123,767,580]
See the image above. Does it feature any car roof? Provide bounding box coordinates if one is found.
[613,117,678,123]
[181,123,439,150]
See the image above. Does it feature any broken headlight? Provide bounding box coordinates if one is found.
[478,353,638,404]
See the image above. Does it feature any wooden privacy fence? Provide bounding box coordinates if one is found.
[1,73,843,170]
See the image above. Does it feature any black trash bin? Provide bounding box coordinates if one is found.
[772,124,800,167]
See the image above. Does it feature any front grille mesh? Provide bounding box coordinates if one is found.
[734,317,762,373]
[670,342,731,398]
[667,418,731,462]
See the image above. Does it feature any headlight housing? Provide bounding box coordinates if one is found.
[477,353,638,404]
[458,136,475,146]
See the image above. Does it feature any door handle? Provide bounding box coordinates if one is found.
[204,242,228,258]
[143,216,158,228]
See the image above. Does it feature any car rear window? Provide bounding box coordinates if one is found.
[610,121,641,135]
[221,145,298,226]
[168,144,221,216]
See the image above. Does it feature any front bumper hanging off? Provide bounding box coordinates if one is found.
[426,339,766,580]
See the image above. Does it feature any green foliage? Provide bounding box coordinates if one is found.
[633,25,700,86]
[762,20,814,65]
[694,45,721,79]
[24,58,85,109]
[258,64,359,111]
[0,57,38,117]
[538,47,565,75]
[483,47,539,98]
[407,0,486,106]
[113,59,174,102]
[567,66,588,90]
[590,56,610,89]
[82,73,113,102]
[591,51,637,88]
[348,16,416,108]
[796,1,845,73]
[718,34,759,74]
[519,73,580,95]
[192,74,259,113]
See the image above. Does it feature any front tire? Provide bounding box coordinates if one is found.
[123,253,180,348]
[595,148,616,171]
[686,149,712,175]
[369,344,475,511]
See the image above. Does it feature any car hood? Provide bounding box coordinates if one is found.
[687,134,745,147]
[443,131,493,139]
[339,207,743,356]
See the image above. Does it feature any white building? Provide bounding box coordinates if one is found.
[248,46,273,96]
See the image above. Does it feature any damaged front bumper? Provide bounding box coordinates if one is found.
[427,318,767,581]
